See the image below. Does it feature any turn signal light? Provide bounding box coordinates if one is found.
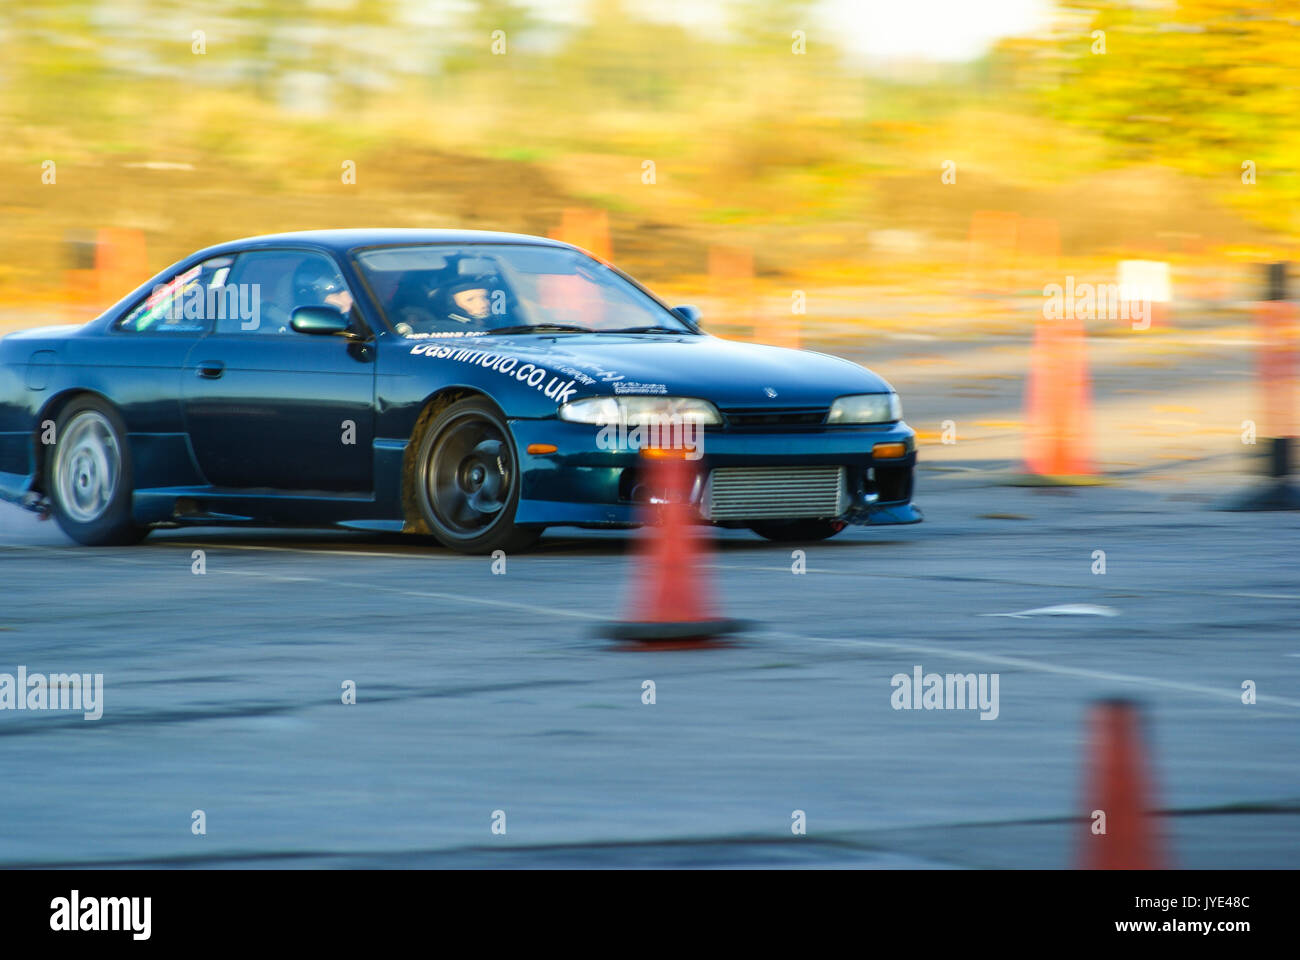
[640,446,694,460]
[526,443,558,455]
[872,442,908,459]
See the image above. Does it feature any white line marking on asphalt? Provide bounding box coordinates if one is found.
[166,541,460,562]
[763,631,1300,709]
[7,539,1295,607]
[45,543,611,622]
[2,539,1293,708]
[982,603,1120,618]
[210,569,316,582]
[385,587,609,622]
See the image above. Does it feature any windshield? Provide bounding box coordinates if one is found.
[353,243,693,338]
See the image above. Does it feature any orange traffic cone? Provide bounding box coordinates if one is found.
[549,207,612,262]
[605,453,748,643]
[1219,263,1300,509]
[1023,309,1095,478]
[708,245,758,342]
[63,228,150,321]
[1257,298,1299,441]
[967,209,1019,296]
[1079,699,1166,870]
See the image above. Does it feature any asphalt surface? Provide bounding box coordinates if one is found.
[1,462,1296,868]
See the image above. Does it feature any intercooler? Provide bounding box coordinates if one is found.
[701,465,846,520]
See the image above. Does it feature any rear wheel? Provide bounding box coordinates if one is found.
[748,519,846,543]
[46,396,147,546]
[412,398,540,554]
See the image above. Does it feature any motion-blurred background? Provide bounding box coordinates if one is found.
[1,3,1297,873]
[2,0,1297,474]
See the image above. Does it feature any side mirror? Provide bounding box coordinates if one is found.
[291,306,353,336]
[673,304,702,327]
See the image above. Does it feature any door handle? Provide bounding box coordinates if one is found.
[196,361,225,380]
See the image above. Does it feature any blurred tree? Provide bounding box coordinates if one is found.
[455,0,539,64]
[557,0,700,111]
[3,1,114,126]
[1011,0,1300,233]
[727,0,820,51]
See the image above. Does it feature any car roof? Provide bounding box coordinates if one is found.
[194,228,574,259]
[85,228,598,333]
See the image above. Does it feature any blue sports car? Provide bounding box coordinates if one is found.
[0,229,920,553]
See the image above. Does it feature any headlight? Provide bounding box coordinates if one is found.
[827,393,901,424]
[559,396,722,425]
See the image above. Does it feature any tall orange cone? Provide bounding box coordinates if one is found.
[63,231,99,321]
[967,209,1019,296]
[604,453,748,643]
[96,227,150,300]
[1015,216,1060,293]
[1220,261,1300,509]
[1256,298,1298,442]
[708,245,757,341]
[64,228,149,321]
[1079,699,1166,870]
[549,208,612,262]
[1023,307,1095,479]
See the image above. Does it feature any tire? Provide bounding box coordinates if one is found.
[749,519,846,543]
[411,397,541,554]
[45,396,148,546]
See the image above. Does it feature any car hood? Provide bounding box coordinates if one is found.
[2,324,88,342]
[480,332,892,408]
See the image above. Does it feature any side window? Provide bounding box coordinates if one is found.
[115,256,234,333]
[218,250,353,335]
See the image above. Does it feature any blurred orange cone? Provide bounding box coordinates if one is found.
[708,245,757,341]
[968,210,1019,296]
[1220,264,1300,509]
[95,227,150,294]
[1257,299,1298,441]
[604,454,748,643]
[550,208,612,262]
[1023,309,1094,479]
[64,228,149,321]
[1080,699,1166,870]
[63,231,99,321]
[542,209,614,328]
[1016,216,1060,292]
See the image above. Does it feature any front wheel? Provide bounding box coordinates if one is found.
[748,519,846,543]
[46,396,147,546]
[412,398,541,554]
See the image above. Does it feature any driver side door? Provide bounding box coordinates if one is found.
[180,248,376,492]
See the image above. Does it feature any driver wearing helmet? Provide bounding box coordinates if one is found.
[293,258,353,315]
[436,276,494,329]
[392,274,498,336]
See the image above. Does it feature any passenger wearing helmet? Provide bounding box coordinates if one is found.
[293,259,353,315]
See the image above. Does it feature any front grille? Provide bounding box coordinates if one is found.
[723,407,828,428]
[703,466,845,520]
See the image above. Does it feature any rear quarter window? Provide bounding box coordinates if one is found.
[115,256,234,333]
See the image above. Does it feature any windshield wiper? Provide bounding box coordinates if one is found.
[604,325,688,334]
[486,323,594,335]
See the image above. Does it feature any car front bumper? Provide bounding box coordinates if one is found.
[509,418,922,528]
